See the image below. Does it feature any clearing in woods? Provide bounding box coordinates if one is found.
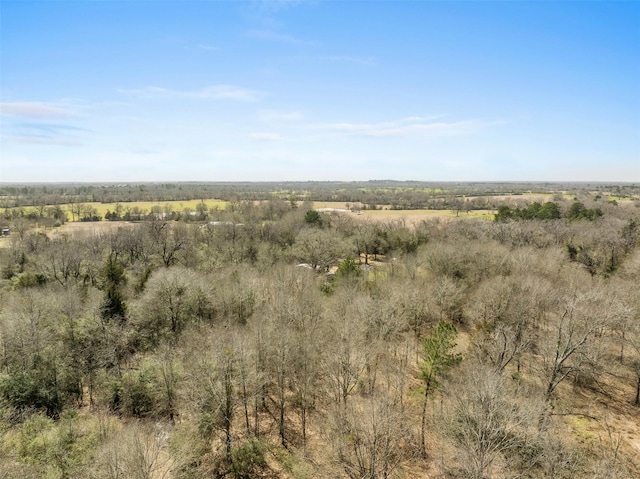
[312,201,495,224]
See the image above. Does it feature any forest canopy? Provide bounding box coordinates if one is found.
[0,182,639,479]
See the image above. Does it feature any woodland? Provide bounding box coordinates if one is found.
[0,182,639,479]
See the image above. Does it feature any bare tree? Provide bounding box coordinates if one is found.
[293,227,350,271]
[540,283,617,405]
[444,366,540,479]
[132,267,212,347]
[69,202,84,223]
[185,329,241,463]
[95,422,173,479]
[323,306,367,406]
[327,385,411,479]
[470,274,553,373]
[146,220,188,268]
[37,234,84,286]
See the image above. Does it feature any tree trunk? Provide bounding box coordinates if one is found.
[223,362,233,459]
[420,377,431,459]
[242,376,250,435]
[279,392,286,447]
[301,402,307,449]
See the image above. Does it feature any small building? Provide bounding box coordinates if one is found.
[1,227,9,236]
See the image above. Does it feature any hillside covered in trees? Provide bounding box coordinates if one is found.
[0,184,639,479]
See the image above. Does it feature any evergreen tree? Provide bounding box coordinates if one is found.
[100,257,127,321]
[420,321,461,457]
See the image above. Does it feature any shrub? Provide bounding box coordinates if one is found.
[231,439,269,479]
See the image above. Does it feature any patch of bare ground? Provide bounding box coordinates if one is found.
[544,364,640,475]
[358,209,495,225]
[48,220,138,238]
[313,201,494,225]
[0,222,137,247]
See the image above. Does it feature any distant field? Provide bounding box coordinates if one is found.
[50,221,136,237]
[358,208,495,224]
[78,199,228,218]
[312,201,495,224]
[2,199,229,221]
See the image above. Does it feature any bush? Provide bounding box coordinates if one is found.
[231,439,269,479]
[109,371,155,418]
[337,258,361,279]
[11,272,47,290]
[0,370,64,419]
[304,209,322,226]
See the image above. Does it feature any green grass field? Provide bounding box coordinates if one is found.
[79,199,229,218]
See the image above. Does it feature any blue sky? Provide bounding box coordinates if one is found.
[1,0,639,182]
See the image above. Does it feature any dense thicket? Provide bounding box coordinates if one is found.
[0,189,639,478]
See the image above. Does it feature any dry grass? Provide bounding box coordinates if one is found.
[49,220,136,238]
[312,201,495,225]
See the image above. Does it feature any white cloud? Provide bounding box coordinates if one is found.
[367,120,483,137]
[6,135,82,146]
[2,108,86,146]
[258,110,302,121]
[318,116,491,138]
[128,147,160,155]
[118,85,262,102]
[250,132,283,141]
[0,102,76,119]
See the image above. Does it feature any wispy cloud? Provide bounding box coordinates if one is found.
[15,123,87,134]
[318,116,492,138]
[8,136,82,146]
[247,29,316,46]
[1,101,76,120]
[259,110,302,121]
[3,122,86,146]
[2,102,85,146]
[250,132,283,141]
[118,85,262,102]
[129,147,160,156]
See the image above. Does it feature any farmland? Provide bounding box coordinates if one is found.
[78,199,229,218]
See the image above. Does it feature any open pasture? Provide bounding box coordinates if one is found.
[49,220,136,238]
[2,199,229,221]
[312,201,495,224]
[358,208,495,223]
[71,199,228,218]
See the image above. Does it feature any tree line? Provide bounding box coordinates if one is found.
[2,181,638,210]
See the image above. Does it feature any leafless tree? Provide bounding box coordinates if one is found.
[327,381,412,479]
[146,220,188,268]
[469,274,553,373]
[443,365,541,479]
[323,305,367,406]
[94,422,173,479]
[540,283,618,405]
[37,234,84,286]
